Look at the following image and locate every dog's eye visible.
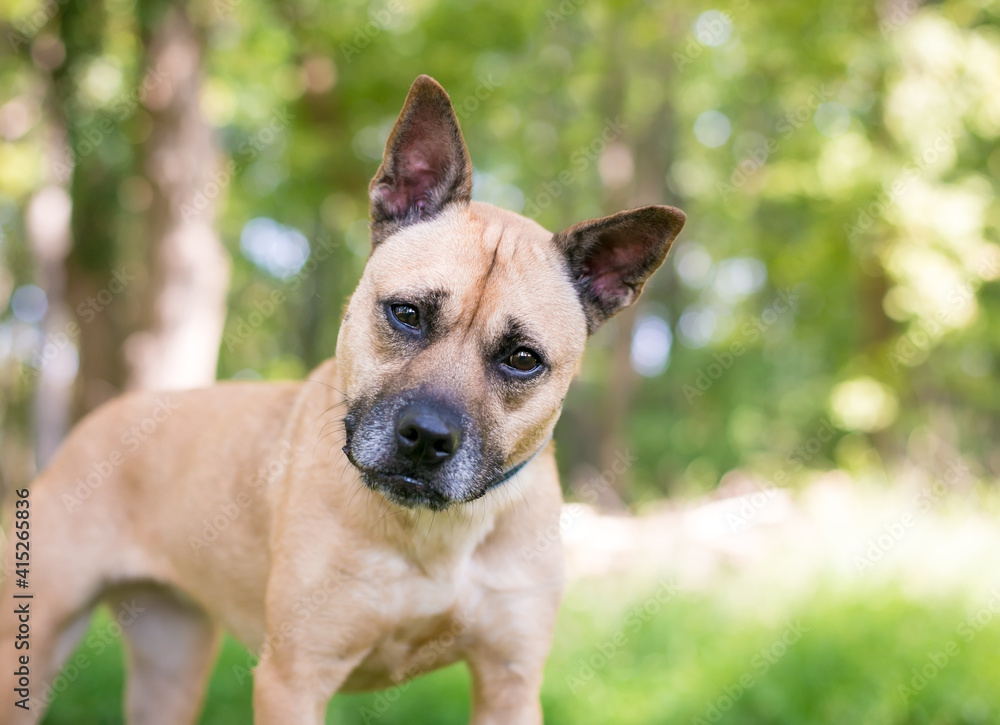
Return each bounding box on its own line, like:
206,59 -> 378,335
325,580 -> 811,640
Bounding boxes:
390,304 -> 420,329
505,348 -> 540,373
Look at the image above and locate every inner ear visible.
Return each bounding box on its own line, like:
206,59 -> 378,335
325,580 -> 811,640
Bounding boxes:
368,75 -> 472,245
554,205 -> 686,334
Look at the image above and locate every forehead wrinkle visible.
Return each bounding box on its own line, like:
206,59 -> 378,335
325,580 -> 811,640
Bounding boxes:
459,221 -> 507,344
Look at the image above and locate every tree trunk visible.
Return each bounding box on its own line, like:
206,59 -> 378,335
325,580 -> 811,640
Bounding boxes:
26,179 -> 74,468
54,0 -> 130,419
125,6 -> 229,391
593,35 -> 683,506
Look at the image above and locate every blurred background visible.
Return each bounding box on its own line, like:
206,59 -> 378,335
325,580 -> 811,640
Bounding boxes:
2,0 -> 1000,722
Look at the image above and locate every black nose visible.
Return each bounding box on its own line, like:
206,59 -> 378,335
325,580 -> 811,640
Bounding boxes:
395,403 -> 462,466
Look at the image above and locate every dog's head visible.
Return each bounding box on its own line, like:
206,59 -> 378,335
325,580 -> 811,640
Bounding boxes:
337,76 -> 685,510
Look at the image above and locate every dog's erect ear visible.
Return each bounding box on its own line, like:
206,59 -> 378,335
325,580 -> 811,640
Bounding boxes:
554,205 -> 686,334
368,75 -> 473,245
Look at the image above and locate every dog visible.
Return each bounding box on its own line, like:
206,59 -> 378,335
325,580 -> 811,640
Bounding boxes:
0,75 -> 684,724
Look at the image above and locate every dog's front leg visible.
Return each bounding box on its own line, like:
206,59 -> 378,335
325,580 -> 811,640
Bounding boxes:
253,643 -> 368,725
252,568 -> 375,725
253,657 -> 325,725
467,654 -> 547,725
464,587 -> 561,725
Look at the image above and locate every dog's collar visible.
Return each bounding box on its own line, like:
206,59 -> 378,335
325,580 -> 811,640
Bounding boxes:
485,436 -> 553,491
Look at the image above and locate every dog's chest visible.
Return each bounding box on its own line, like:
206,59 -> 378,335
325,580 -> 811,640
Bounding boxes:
342,560 -> 477,692
345,612 -> 467,691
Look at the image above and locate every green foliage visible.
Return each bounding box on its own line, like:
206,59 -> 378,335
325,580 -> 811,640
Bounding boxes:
42,581 -> 1000,724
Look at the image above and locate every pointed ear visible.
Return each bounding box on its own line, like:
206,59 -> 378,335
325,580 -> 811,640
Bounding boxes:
554,205 -> 686,333
368,75 -> 473,245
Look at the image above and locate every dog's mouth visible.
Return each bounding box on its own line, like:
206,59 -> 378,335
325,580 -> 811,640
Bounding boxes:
361,470 -> 452,511
342,443 -> 453,510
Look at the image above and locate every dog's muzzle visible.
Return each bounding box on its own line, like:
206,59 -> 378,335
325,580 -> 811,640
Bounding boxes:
343,393 -> 549,510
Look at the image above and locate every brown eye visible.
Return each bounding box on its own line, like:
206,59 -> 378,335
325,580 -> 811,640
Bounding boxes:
506,348 -> 540,373
391,304 -> 420,329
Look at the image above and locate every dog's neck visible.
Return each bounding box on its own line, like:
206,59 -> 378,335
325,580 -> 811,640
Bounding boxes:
378,496 -> 507,574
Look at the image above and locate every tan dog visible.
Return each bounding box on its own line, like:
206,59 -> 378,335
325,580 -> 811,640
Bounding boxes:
0,75 -> 684,724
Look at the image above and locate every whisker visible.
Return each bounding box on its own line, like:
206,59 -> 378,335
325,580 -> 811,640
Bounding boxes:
347,475 -> 367,514
316,417 -> 347,442
510,474 -> 530,508
314,429 -> 340,451
336,448 -> 353,481
311,400 -> 348,425
423,510 -> 437,545
304,379 -> 349,397
376,503 -> 409,526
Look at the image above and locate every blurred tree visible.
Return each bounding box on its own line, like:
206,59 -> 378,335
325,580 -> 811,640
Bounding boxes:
24,59 -> 73,467
125,0 -> 229,391
55,0 -> 128,416
0,0 -> 997,503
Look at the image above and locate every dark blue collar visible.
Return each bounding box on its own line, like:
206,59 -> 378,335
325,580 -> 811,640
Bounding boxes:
485,437 -> 552,491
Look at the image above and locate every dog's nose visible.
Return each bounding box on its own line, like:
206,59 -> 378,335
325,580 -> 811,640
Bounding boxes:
395,403 -> 461,466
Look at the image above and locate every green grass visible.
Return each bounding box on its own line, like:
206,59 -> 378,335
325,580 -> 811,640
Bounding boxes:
42,581 -> 1000,724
